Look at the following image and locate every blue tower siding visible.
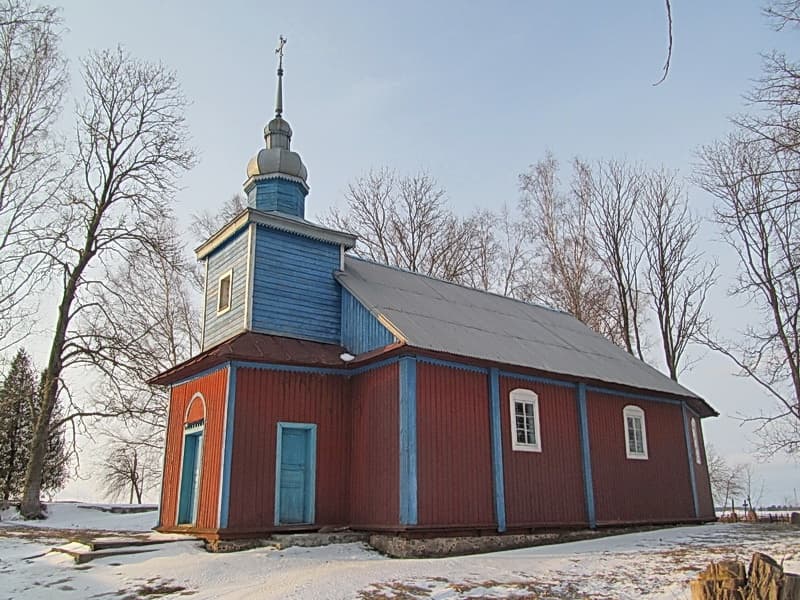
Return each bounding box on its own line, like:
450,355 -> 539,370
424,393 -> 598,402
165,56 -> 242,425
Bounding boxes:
251,226 -> 341,343
341,288 -> 395,355
247,178 -> 306,218
203,230 -> 249,350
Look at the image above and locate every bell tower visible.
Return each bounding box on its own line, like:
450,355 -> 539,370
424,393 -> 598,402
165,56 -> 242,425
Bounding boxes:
244,35 -> 309,218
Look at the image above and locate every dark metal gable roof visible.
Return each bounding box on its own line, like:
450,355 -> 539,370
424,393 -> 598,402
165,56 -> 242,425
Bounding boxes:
336,256 -> 716,416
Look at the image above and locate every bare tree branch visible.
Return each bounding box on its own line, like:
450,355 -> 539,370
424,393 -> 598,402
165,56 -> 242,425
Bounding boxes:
653,0 -> 673,86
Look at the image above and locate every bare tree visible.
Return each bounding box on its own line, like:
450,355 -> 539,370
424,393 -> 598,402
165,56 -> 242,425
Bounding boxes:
764,0 -> 800,29
89,238 -> 201,443
20,47 -> 196,518
742,463 -> 766,511
519,154 -> 616,336
325,168 -> 484,284
581,159 -> 647,359
190,193 -> 246,240
100,438 -> 159,504
0,0 -> 66,350
464,205 -> 530,297
697,132 -> 800,456
638,169 -> 716,381
705,445 -> 745,511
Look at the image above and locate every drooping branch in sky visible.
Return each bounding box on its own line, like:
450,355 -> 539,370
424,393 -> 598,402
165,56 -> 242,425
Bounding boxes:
653,0 -> 673,86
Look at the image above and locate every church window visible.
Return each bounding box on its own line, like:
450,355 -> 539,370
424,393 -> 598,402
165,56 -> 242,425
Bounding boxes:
510,388 -> 541,452
623,405 -> 648,459
691,418 -> 702,465
217,269 -> 233,314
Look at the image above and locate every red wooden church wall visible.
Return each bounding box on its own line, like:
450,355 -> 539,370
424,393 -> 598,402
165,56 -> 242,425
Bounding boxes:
500,376 -> 587,527
415,363 -> 494,528
587,391 -> 695,524
225,368 -> 350,532
159,367 -> 228,530
349,363 -> 400,528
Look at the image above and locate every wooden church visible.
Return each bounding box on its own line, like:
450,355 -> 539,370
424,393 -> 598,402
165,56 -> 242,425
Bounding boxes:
153,43 -> 717,541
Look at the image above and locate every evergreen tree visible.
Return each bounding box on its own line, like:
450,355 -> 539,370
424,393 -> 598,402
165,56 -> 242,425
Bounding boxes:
0,353 -> 68,503
0,349 -> 36,501
40,376 -> 68,499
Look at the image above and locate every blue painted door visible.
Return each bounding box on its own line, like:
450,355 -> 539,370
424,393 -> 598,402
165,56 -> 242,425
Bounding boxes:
178,432 -> 203,524
277,428 -> 312,524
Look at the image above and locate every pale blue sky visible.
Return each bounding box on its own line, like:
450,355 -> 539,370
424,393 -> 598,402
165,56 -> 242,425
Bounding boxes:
54,1 -> 799,504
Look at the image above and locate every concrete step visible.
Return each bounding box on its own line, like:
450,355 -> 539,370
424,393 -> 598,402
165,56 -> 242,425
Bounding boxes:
270,530 -> 369,548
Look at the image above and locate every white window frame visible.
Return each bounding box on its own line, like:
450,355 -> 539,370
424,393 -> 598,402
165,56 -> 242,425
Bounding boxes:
510,388 -> 541,452
691,418 -> 702,465
623,404 -> 648,460
216,268 -> 233,315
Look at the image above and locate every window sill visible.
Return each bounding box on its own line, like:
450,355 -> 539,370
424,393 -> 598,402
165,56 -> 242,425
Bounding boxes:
512,444 -> 542,453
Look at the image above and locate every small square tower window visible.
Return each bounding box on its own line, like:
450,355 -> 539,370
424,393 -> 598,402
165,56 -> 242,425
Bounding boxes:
217,269 -> 233,314
510,388 -> 541,452
623,405 -> 648,460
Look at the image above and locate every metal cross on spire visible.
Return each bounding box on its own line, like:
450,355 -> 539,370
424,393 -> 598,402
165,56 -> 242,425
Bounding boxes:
274,35 -> 287,118
275,35 -> 287,71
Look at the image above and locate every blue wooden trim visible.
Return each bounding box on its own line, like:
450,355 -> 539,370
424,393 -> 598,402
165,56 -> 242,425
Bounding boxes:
681,403 -> 700,518
416,356 -> 488,374
218,363 -> 236,528
586,385 -> 682,405
576,383 -> 596,529
399,356 -> 418,525
684,403 -> 701,419
274,422 -> 318,525
167,363 -> 228,388
488,368 -> 506,532
499,370 -> 577,389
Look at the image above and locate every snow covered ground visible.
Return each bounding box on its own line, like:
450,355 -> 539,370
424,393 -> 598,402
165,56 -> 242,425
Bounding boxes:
1,503 -> 798,599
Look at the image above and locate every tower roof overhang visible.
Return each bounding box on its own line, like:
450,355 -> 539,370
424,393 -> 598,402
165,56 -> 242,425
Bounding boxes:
195,207 -> 357,260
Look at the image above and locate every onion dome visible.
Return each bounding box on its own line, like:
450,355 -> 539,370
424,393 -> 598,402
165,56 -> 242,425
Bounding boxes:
245,36 -> 308,186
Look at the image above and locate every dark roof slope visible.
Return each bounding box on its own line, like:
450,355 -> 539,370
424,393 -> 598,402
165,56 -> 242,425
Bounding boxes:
150,331 -> 347,385
337,257 -> 715,414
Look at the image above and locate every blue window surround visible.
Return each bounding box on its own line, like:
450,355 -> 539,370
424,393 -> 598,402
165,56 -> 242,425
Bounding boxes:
681,403 -> 700,518
179,354 -> 698,531
274,422 -> 318,526
399,356 -> 418,525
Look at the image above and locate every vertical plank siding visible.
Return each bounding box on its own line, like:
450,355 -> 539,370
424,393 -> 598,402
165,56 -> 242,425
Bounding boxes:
226,368 -> 351,531
587,391 -> 694,524
159,367 -> 228,530
349,364 -> 400,528
340,288 -> 396,355
500,377 -> 587,527
202,231 -> 249,350
251,226 -> 342,344
415,363 -> 494,527
249,178 -> 306,217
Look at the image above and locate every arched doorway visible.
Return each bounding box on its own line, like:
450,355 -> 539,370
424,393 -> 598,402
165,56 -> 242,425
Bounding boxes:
177,393 -> 206,525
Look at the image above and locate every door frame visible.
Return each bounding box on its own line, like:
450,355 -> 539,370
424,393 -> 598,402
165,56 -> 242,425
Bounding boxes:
176,420 -> 205,525
274,422 -> 317,526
